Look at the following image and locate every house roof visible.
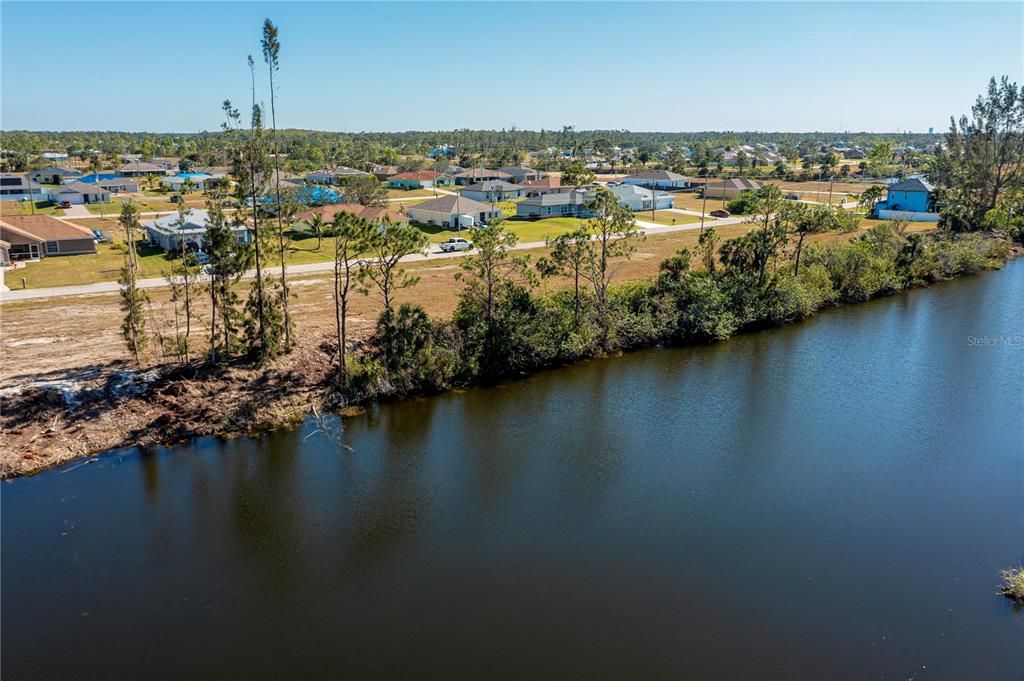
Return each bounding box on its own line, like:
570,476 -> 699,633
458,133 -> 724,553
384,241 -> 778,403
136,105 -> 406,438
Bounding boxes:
462,180 -> 520,192
0,215 -> 95,241
497,166 -> 540,176
372,165 -> 400,176
625,169 -> 689,182
392,171 -> 442,181
454,168 -> 511,180
145,209 -> 214,234
520,177 -> 560,188
705,178 -> 762,191
519,191 -> 587,207
408,194 -> 497,214
308,166 -> 370,178
58,181 -> 111,194
33,166 -> 81,176
118,162 -> 167,173
887,177 -> 934,193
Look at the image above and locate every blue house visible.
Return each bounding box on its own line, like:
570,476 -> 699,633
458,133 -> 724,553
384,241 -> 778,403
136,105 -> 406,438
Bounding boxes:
874,177 -> 939,221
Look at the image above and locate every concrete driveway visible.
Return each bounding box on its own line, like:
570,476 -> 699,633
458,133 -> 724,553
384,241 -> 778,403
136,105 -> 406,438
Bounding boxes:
62,204 -> 92,218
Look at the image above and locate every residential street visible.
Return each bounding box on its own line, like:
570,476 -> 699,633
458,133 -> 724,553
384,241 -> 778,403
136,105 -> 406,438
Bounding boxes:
0,217 -> 741,302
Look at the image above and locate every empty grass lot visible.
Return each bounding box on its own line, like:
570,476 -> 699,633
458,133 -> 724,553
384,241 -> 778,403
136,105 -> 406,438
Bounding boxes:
634,210 -> 704,226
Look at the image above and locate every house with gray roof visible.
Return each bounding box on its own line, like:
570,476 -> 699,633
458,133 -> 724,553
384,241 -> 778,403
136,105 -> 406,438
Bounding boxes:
406,194 -> 501,228
497,166 -> 544,183
622,169 -> 694,190
30,166 -> 82,185
515,191 -> 590,218
144,209 -> 252,252
118,162 -> 172,177
0,173 -> 51,202
54,181 -> 110,205
460,180 -> 525,203
874,177 -> 939,222
452,168 -> 512,185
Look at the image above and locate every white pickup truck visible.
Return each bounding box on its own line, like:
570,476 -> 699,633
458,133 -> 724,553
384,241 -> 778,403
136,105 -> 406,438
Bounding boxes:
439,237 -> 473,253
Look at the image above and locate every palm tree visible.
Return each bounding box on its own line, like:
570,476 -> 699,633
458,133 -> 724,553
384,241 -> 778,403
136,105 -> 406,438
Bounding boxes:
309,212 -> 326,250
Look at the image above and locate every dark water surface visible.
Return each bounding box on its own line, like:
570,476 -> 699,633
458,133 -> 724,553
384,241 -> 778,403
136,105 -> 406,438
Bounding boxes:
4,261 -> 1023,680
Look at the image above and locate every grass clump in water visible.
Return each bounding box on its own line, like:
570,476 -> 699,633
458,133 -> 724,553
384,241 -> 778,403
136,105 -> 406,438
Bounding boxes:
999,567 -> 1024,604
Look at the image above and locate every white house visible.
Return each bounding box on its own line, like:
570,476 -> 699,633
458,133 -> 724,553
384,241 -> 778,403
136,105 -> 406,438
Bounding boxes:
622,169 -> 693,190
118,162 -> 172,177
406,194 -> 501,228
0,173 -> 51,202
161,174 -> 214,191
608,184 -> 674,211
460,180 -> 525,203
53,181 -> 110,205
41,151 -> 69,163
144,208 -> 252,252
306,166 -> 370,184
97,178 -> 141,193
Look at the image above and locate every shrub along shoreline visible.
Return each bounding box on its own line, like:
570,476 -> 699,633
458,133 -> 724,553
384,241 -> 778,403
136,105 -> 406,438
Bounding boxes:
338,223 -> 1013,407
0,218 -> 1015,480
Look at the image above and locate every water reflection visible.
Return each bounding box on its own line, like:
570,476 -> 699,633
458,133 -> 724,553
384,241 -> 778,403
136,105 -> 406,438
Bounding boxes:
2,261 -> 1022,681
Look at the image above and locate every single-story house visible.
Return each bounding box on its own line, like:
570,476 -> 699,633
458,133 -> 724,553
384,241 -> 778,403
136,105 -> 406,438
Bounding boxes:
306,167 -> 371,185
406,194 -> 501,228
118,162 -> 172,177
452,168 -> 513,185
30,166 -> 82,185
515,191 -> 589,218
161,174 -> 214,191
0,215 -> 97,260
388,171 -> 451,190
54,181 -> 111,205
97,178 -> 141,193
0,173 -> 50,202
41,151 -> 69,162
702,178 -> 762,199
192,166 -> 230,178
144,209 -> 252,252
119,154 -> 143,163
519,176 -> 573,197
460,180 -> 525,203
372,165 -> 400,180
843,149 -> 867,160
874,177 -> 939,222
497,166 -> 544,183
622,169 -> 693,190
609,184 -> 674,211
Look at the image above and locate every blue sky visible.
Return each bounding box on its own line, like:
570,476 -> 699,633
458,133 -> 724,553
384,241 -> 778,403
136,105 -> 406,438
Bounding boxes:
2,2 -> 1021,133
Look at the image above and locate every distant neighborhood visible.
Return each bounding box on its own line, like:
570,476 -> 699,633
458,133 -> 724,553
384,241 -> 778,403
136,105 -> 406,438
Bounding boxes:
0,131 -> 945,291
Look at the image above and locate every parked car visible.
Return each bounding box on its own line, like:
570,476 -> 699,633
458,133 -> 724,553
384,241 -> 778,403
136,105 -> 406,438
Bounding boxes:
786,193 -> 800,200
59,201 -> 72,209
439,237 -> 473,253
710,209 -> 730,218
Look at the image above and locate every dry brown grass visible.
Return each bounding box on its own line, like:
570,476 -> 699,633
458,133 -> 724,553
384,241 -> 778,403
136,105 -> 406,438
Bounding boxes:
1000,567 -> 1024,604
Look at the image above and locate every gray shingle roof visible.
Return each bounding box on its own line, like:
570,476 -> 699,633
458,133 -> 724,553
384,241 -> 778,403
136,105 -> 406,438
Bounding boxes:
625,169 -> 689,182
887,177 -> 934,193
462,180 -> 521,191
408,194 -> 496,214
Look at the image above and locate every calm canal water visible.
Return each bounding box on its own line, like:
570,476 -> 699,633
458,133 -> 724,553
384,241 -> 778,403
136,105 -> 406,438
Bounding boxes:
4,261 -> 1023,679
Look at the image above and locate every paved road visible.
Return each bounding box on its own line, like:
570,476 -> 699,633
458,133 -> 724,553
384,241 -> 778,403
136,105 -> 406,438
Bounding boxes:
1,218 -> 744,302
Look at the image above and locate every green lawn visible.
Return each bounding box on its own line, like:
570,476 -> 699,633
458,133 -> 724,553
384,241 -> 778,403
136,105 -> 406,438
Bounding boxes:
85,195 -> 204,215
0,200 -> 65,217
13,241 -> 176,288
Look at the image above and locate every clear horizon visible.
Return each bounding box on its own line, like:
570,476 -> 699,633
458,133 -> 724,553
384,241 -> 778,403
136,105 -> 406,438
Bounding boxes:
2,1 -> 1022,134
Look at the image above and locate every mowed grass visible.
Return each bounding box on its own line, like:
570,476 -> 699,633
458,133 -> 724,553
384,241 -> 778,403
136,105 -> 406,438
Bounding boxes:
386,188 -> 441,199
0,200 -> 65,217
85,195 -> 205,215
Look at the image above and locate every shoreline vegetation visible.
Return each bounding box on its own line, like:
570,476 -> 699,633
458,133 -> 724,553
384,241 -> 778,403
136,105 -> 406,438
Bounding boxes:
1,221 -> 1016,479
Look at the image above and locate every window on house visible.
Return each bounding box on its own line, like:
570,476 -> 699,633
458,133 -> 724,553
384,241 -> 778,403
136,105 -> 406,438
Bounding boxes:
46,241 -> 59,254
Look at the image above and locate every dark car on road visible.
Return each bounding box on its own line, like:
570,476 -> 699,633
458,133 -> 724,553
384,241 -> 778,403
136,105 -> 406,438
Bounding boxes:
710,209 -> 730,218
